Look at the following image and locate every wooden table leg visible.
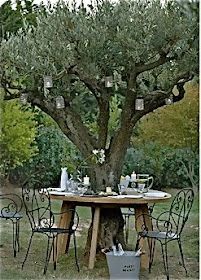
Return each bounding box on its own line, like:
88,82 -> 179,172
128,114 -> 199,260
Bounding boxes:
134,204 -> 152,269
56,201 -> 75,259
88,207 -> 100,269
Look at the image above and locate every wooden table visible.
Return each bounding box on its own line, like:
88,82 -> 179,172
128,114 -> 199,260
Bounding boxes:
50,191 -> 171,270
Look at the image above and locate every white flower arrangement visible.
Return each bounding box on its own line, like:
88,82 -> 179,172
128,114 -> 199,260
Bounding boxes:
92,149 -> 105,164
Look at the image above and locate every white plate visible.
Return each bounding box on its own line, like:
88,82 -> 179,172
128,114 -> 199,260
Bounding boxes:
49,191 -> 74,196
47,188 -> 65,192
143,192 -> 168,198
113,195 -> 143,199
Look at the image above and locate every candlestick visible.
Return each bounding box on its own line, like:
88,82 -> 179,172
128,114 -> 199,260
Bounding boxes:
131,171 -> 136,182
83,175 -> 90,185
106,187 -> 112,193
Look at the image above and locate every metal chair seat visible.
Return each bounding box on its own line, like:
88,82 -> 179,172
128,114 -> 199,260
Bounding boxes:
34,227 -> 74,234
135,188 -> 194,280
0,193 -> 23,257
139,230 -> 179,240
0,212 -> 23,219
22,186 -> 80,274
122,204 -> 155,244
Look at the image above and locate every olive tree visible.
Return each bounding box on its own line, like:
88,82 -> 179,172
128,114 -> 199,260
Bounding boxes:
0,0 -> 198,251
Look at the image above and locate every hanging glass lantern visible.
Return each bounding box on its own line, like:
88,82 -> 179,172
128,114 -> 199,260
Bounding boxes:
135,97 -> 144,110
56,96 -> 65,109
43,75 -> 53,88
165,95 -> 173,105
105,76 -> 113,88
19,93 -> 28,105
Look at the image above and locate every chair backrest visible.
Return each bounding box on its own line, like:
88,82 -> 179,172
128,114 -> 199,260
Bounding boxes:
158,188 -> 194,237
22,187 -> 54,230
22,187 -> 79,231
0,193 -> 23,219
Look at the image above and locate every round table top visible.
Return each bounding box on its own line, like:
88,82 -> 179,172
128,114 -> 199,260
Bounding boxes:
50,190 -> 171,206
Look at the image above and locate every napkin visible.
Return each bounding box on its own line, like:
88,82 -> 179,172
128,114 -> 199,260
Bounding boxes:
47,188 -> 65,192
113,194 -> 143,199
49,190 -> 75,196
143,191 -> 168,198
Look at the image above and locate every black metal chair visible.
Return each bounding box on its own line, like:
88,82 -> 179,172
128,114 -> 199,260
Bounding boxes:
122,204 -> 155,244
21,186 -> 80,274
135,188 -> 194,280
0,193 -> 23,257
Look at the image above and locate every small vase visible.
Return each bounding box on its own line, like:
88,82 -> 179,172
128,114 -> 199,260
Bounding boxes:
60,167 -> 68,191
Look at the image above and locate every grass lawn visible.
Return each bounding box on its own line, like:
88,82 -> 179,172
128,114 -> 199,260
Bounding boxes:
0,188 -> 199,280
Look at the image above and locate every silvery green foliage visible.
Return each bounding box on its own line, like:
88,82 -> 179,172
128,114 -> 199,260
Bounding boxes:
0,0 -> 198,191
0,0 -> 198,94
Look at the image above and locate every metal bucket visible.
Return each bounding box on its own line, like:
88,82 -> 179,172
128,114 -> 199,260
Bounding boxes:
106,251 -> 141,280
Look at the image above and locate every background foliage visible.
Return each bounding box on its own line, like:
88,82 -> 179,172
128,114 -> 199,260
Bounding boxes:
0,0 -> 199,191
9,110 -> 80,188
133,82 -> 199,151
122,82 -> 199,189
0,99 -> 38,177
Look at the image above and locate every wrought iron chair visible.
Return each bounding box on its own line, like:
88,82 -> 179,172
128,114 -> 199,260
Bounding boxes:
22,186 -> 80,274
122,204 -> 155,244
0,193 -> 23,257
135,188 -> 194,280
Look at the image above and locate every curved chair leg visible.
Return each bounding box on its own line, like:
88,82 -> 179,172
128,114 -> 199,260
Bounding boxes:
22,232 -> 34,270
44,236 -> 54,274
177,238 -> 188,275
160,242 -> 170,280
16,220 -> 20,253
53,235 -> 58,270
148,238 -> 156,273
12,221 -> 17,257
73,232 -> 80,272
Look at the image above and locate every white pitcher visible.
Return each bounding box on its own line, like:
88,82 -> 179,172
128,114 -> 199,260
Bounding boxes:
60,167 -> 68,191
134,174 -> 154,193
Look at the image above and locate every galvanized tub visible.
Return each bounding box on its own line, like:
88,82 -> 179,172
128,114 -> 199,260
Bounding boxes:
106,251 -> 141,280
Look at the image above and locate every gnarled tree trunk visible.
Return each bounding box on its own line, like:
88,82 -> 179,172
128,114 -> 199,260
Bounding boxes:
84,207 -> 126,258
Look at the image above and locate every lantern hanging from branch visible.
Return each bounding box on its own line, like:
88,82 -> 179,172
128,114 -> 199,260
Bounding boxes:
135,97 -> 144,110
105,76 -> 113,88
19,93 -> 28,105
56,96 -> 65,109
43,75 -> 53,88
165,95 -> 173,105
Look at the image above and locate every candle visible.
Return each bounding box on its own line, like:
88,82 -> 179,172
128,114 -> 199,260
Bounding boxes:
131,171 -> 136,182
106,187 -> 112,193
83,175 -> 89,185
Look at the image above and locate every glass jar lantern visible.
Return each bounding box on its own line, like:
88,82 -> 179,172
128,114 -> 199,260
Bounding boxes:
43,75 -> 53,88
105,76 -> 113,88
19,93 -> 28,105
135,97 -> 144,110
56,96 -> 65,109
165,95 -> 173,105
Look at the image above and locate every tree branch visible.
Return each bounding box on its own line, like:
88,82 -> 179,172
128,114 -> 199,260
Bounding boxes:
32,97 -> 97,157
67,66 -> 106,101
97,98 -> 110,148
67,65 -> 111,148
136,54 -> 170,74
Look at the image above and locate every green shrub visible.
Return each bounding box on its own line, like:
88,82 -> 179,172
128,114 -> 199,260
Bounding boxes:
123,143 -> 198,189
10,125 -> 79,188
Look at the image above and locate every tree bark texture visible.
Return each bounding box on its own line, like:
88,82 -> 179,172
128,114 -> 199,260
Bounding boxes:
84,207 -> 126,257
